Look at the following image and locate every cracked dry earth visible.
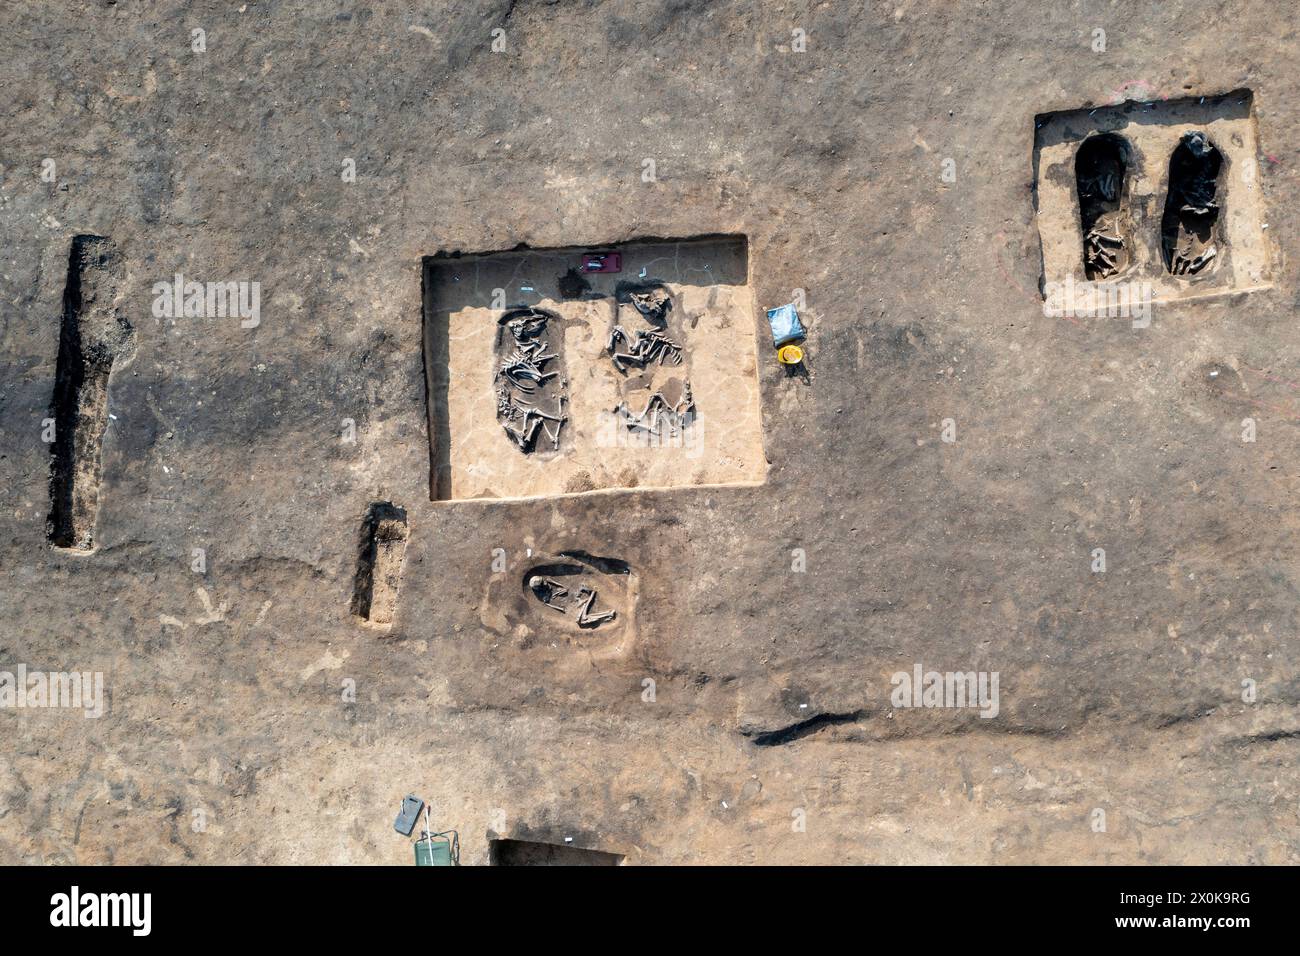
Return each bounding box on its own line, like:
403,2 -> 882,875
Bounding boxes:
1,1 -> 1298,865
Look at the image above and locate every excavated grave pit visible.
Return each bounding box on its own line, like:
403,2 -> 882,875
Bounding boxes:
478,549 -> 639,674
350,502 -> 409,628
1075,133 -> 1132,280
488,839 -> 623,866
47,235 -> 132,552
1160,130 -> 1225,275
422,236 -> 766,501
1034,90 -> 1272,304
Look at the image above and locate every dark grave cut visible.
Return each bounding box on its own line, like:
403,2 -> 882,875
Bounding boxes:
1160,130 -> 1224,276
1075,133 -> 1132,279
489,838 -> 623,866
47,235 -> 133,551
351,502 -> 408,628
494,307 -> 569,455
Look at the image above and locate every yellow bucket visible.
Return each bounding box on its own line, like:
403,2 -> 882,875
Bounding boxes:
777,344 -> 804,365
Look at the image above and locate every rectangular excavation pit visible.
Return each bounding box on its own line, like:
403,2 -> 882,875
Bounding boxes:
350,502 -> 408,627
488,839 -> 623,866
1033,90 -> 1271,305
422,235 -> 767,501
47,235 -> 132,551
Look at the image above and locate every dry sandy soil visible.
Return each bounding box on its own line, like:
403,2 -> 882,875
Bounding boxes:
0,0 -> 1297,864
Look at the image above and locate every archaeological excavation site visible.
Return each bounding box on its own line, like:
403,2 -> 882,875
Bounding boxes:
1,0 -> 1298,888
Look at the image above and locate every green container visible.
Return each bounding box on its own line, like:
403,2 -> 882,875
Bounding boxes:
414,833 -> 458,867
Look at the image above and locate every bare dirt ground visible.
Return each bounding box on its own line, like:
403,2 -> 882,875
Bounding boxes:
0,0 -> 1297,864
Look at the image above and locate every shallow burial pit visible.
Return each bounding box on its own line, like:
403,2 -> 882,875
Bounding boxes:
1160,130 -> 1224,276
350,502 -> 408,628
421,235 -> 765,501
493,307 -> 568,455
1075,133 -> 1131,279
47,235 -> 133,552
478,549 -> 639,666
520,550 -> 630,632
606,280 -> 698,440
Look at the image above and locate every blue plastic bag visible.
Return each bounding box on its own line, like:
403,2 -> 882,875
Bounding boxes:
765,303 -> 805,346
